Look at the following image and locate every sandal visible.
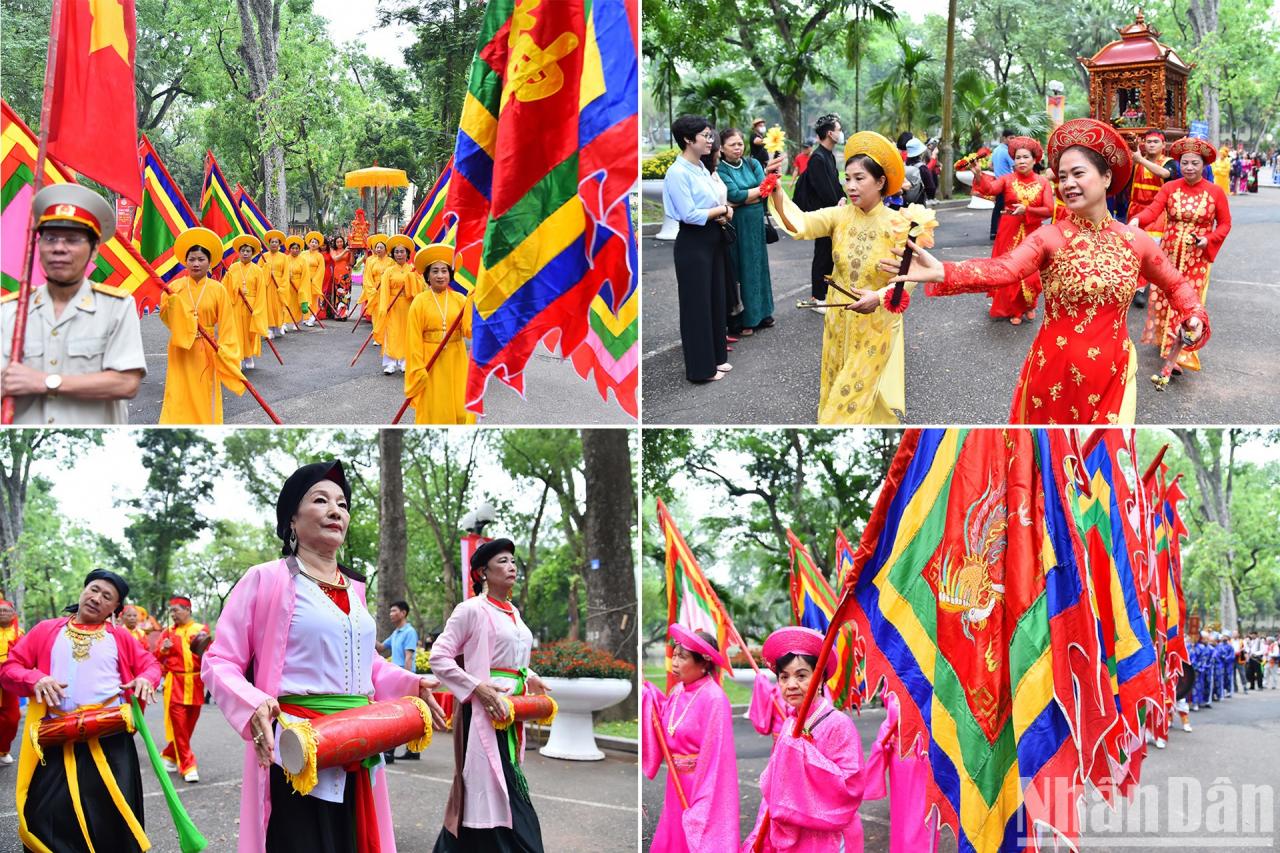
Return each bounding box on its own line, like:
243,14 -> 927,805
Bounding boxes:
741,328 -> 754,337
758,316 -> 775,328
1010,317 -> 1022,326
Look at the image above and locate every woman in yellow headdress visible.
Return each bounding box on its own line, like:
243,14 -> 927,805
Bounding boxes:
283,236 -> 307,330
303,230 -> 326,325
377,235 -> 423,374
224,234 -> 269,370
766,131 -> 929,424
362,234 -> 391,342
258,229 -> 289,336
159,227 -> 245,424
405,244 -> 475,424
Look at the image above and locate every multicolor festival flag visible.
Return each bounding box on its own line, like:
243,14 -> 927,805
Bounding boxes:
133,136 -> 200,282
199,151 -> 251,262
404,159 -> 454,254
564,288 -> 638,418
44,0 -> 142,203
1,100 -> 163,312
1077,429 -> 1162,788
786,529 -> 862,709
1154,468 -> 1191,678
234,184 -> 272,242
655,497 -> 730,690
845,429 -> 1115,851
444,0 -> 638,415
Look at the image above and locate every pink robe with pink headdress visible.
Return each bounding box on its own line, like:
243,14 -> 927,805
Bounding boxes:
748,673 -> 785,736
863,691 -> 941,853
642,676 -> 740,852
741,695 -> 865,853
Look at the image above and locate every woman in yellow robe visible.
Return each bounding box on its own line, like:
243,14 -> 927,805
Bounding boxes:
405,244 -> 475,424
258,229 -> 288,336
766,132 -> 921,424
224,234 -> 269,369
303,230 -> 326,325
378,235 -> 423,374
1212,147 -> 1232,194
362,234 -> 391,343
283,236 -> 307,329
158,227 -> 245,424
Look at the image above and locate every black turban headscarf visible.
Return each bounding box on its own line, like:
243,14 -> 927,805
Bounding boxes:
469,538 -> 516,595
276,460 -> 352,556
64,569 -> 130,615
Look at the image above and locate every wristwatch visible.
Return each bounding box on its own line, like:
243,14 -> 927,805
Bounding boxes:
44,373 -> 62,396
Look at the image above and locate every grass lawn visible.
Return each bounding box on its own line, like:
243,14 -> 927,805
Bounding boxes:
643,665 -> 752,705
594,718 -> 638,740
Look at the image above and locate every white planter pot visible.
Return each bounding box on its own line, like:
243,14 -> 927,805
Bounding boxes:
641,179 -> 680,241
730,668 -> 774,719
539,677 -> 633,761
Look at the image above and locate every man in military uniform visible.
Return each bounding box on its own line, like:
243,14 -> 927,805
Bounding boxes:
0,184 -> 146,424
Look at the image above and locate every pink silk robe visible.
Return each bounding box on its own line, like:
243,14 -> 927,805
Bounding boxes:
642,677 -> 740,852
428,594 -> 536,832
748,674 -> 785,736
201,558 -> 423,853
742,695 -> 865,853
863,692 -> 941,853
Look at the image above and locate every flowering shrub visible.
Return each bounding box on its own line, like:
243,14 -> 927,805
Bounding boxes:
530,640 -> 636,680
414,649 -> 432,673
641,148 -> 679,180
728,647 -> 764,668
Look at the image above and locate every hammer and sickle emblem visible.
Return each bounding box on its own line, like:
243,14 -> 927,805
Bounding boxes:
502,0 -> 580,107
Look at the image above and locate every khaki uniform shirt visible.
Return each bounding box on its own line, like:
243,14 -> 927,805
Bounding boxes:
1,280 -> 147,424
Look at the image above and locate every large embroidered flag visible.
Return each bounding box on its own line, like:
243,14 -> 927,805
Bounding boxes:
44,0 -> 142,203
445,0 -> 638,415
655,498 -> 729,690
1,100 -> 162,312
234,184 -> 272,242
785,529 -> 862,709
199,151 -> 251,262
1077,429 -> 1161,788
133,136 -> 200,282
404,159 -> 454,254
1155,470 -> 1191,677
846,429 -> 1110,852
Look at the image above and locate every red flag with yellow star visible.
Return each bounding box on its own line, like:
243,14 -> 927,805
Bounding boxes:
45,0 -> 141,203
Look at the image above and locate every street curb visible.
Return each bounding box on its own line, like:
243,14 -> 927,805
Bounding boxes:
525,726 -> 638,755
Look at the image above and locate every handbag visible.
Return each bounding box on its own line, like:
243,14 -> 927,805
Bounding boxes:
720,220 -> 737,245
764,216 -> 779,244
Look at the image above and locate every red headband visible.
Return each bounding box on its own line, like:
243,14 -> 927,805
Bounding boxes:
1144,130 -> 1166,140
0,599 -> 13,609
169,596 -> 192,608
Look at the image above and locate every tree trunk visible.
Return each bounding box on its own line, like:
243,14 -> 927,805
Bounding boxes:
1171,428 -> 1240,632
566,576 -> 580,641
236,0 -> 288,224
581,429 -> 636,720
1187,0 -> 1221,142
940,0 -> 957,200
377,429 -> 407,642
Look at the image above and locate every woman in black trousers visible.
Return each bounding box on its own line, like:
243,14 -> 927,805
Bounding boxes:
663,114 -> 734,382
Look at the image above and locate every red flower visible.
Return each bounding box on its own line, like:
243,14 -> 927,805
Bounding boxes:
759,173 -> 780,198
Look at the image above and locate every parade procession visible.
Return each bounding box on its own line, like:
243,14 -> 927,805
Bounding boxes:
1,0 -> 640,426
2,0 -> 1280,849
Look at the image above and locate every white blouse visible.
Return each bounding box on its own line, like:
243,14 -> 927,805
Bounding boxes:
50,627 -> 121,714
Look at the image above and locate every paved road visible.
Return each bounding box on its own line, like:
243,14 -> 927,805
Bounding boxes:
642,686 -> 1280,852
126,283 -> 633,425
641,193 -> 1280,425
0,697 -> 638,852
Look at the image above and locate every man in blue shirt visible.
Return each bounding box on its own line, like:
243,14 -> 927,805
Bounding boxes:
378,599 -> 419,761
989,129 -> 1015,240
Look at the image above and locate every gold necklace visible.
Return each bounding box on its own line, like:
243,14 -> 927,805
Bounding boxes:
430,287 -> 449,332
65,621 -> 107,662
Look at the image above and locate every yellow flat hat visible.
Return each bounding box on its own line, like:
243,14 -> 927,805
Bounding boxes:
304,230 -> 324,246
231,234 -> 262,253
284,235 -> 304,250
843,131 -> 905,196
174,227 -> 225,266
367,233 -> 389,250
387,234 -> 415,258
263,229 -> 286,245
415,243 -> 455,275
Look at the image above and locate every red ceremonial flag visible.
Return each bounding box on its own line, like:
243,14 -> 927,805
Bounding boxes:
45,0 -> 142,203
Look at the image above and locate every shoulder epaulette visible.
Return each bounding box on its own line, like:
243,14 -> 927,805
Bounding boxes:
91,282 -> 130,298
0,290 -> 20,304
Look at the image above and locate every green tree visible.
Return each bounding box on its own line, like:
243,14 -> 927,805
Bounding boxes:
866,34 -> 936,138
842,0 -> 899,132
677,76 -> 749,132
122,430 -> 220,603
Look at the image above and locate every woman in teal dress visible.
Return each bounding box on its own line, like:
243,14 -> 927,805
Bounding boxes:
718,128 -> 778,334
